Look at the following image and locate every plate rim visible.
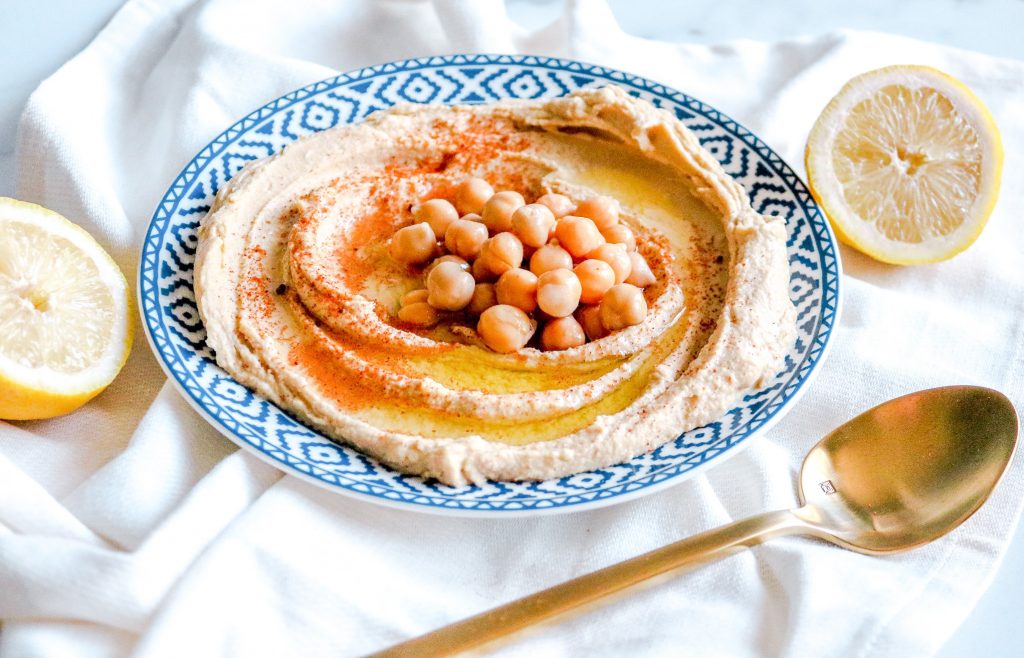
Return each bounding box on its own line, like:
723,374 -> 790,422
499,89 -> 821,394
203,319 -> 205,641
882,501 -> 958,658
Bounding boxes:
138,53 -> 842,516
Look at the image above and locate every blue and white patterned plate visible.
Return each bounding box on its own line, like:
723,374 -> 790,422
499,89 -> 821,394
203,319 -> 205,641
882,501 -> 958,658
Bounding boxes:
139,55 -> 840,516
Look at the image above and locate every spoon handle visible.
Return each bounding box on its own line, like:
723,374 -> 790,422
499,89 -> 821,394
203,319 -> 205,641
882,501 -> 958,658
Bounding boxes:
370,508 -> 809,657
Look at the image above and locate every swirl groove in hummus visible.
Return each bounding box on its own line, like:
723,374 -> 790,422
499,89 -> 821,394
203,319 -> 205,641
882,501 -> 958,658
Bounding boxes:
195,86 -> 796,486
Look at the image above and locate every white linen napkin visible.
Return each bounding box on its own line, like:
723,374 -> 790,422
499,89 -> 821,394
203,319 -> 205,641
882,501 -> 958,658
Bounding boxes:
3,0 -> 1024,656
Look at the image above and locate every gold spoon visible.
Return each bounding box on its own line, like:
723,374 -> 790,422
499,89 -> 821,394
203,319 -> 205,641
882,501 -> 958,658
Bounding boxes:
372,386 -> 1018,657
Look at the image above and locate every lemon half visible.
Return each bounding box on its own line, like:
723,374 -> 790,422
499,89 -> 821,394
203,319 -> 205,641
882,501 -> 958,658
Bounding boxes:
0,198 -> 133,419
806,65 -> 1003,265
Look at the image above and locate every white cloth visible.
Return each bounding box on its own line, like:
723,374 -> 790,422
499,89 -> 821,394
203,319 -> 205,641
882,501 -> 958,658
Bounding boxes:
3,1 -> 1024,656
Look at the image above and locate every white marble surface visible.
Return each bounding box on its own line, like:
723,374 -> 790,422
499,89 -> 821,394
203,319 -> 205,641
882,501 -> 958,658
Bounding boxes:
0,1 -> 1020,656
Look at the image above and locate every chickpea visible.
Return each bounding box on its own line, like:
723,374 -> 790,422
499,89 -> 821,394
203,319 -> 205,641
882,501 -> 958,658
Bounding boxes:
413,198 -> 459,237
576,304 -> 609,341
495,268 -> 539,313
575,196 -> 620,232
554,215 -> 605,259
401,288 -> 429,306
536,193 -> 576,218
389,222 -> 437,266
529,244 -> 573,276
573,259 -> 616,304
511,203 -> 556,248
600,284 -> 648,331
587,243 -> 632,284
601,223 -> 636,251
454,177 -> 494,215
444,219 -> 488,261
461,212 -> 483,223
476,232 -> 524,279
398,302 -> 440,328
472,257 -> 495,283
423,254 -> 470,280
536,268 -> 582,318
541,316 -> 586,351
481,191 -> 526,234
625,251 -> 656,288
426,261 -> 476,311
467,282 -> 498,315
478,304 -> 536,353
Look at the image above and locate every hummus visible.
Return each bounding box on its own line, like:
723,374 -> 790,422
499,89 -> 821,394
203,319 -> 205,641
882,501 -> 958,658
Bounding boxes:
195,86 -> 796,486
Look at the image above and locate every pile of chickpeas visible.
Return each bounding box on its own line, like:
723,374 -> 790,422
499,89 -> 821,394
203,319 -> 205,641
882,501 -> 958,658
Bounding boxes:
388,177 -> 656,353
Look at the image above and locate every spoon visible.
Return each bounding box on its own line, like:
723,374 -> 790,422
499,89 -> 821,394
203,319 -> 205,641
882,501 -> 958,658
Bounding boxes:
372,386 -> 1018,657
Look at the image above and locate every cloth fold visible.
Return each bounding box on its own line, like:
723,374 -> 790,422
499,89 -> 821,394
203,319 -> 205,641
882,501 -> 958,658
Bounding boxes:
3,1 -> 1023,656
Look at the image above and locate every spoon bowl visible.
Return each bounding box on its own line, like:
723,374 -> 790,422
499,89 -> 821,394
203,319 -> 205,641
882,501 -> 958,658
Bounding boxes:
374,385 -> 1019,657
798,386 -> 1018,554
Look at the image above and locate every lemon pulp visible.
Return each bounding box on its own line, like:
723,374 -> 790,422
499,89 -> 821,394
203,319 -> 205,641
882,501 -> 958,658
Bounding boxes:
0,222 -> 116,371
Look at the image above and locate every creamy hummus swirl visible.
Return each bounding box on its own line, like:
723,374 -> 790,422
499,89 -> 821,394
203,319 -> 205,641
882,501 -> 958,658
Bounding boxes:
195,86 -> 796,486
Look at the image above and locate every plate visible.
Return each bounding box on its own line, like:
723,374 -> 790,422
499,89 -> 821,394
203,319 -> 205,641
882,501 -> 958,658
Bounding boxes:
139,55 -> 840,515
